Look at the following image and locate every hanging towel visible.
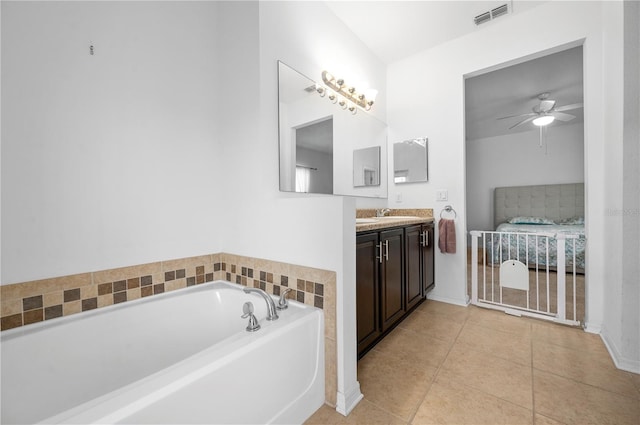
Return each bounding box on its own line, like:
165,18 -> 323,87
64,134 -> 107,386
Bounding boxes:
438,219 -> 457,254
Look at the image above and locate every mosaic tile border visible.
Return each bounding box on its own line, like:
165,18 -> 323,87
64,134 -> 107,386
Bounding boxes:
217,263 -> 325,309
1,255 -> 216,331
0,252 -> 337,406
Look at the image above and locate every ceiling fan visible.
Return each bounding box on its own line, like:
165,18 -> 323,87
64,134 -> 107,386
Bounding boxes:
498,92 -> 583,129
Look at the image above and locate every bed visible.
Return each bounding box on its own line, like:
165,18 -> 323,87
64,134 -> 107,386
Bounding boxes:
487,183 -> 586,272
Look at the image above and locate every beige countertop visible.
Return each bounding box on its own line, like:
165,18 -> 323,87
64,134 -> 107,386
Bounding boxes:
356,209 -> 434,233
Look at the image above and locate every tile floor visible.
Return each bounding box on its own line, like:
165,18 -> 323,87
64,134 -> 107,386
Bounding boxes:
306,300 -> 640,425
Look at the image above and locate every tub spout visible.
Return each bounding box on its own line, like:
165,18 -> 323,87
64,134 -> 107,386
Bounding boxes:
243,287 -> 279,321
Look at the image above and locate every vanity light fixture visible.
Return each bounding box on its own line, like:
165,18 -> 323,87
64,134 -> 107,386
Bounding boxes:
317,70 -> 377,113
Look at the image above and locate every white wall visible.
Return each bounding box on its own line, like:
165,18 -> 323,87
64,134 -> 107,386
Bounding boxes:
1,1 -> 222,284
466,122 -> 584,233
387,1 -> 618,330
601,0 -> 640,373
248,0 -> 387,414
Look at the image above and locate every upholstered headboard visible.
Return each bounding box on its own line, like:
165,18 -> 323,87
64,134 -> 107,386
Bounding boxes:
494,183 -> 585,229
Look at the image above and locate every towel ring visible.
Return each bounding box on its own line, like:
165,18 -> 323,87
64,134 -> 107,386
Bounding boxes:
440,205 -> 457,219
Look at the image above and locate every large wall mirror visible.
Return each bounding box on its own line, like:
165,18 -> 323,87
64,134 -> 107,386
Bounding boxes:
394,137 -> 428,184
353,146 -> 380,187
278,61 -> 387,198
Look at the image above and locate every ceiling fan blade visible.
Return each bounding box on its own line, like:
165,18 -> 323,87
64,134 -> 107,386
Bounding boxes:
552,112 -> 576,122
555,102 -> 583,112
539,100 -> 556,112
497,112 -> 535,120
509,116 -> 537,129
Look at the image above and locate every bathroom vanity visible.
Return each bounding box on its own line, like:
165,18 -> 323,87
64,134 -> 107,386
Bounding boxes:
355,212 -> 434,358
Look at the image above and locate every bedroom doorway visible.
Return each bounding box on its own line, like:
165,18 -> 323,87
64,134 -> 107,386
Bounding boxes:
463,44 -> 586,324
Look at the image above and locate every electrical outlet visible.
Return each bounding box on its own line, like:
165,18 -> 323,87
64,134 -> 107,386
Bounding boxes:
436,189 -> 448,201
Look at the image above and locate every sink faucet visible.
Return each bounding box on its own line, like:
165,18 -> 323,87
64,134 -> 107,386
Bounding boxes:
243,287 -> 279,321
376,208 -> 391,217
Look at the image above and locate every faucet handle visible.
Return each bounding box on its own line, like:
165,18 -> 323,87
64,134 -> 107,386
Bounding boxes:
277,288 -> 293,310
241,301 -> 260,332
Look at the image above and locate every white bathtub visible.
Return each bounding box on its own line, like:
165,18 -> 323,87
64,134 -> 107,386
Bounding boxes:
1,280 -> 325,424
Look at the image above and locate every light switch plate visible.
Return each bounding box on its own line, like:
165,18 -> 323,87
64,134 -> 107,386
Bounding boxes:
436,189 -> 448,201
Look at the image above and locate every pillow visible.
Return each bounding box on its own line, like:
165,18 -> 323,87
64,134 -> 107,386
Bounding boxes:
508,216 -> 555,225
558,216 -> 584,225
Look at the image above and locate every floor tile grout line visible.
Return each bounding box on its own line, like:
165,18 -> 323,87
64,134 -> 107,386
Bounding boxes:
360,346 -> 435,424
405,306 -> 472,425
432,308 -> 537,414
532,366 -> 640,401
356,396 -> 410,424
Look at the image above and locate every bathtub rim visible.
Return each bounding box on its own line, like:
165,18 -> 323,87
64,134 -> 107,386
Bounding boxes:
0,279 -> 312,340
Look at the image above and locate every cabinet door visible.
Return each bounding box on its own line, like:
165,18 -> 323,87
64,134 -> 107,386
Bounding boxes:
405,225 -> 424,311
423,224 -> 435,292
356,232 -> 381,355
380,228 -> 405,332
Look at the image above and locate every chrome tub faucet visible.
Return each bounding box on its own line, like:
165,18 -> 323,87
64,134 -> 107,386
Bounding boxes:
243,287 -> 279,321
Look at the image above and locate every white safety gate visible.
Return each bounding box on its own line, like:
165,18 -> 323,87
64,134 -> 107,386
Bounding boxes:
470,230 -> 582,326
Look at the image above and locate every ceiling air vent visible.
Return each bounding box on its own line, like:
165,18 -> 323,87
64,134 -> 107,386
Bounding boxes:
474,11 -> 491,26
491,4 -> 509,19
474,3 -> 509,25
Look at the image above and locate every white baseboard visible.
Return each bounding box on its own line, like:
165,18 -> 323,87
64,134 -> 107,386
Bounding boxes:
426,293 -> 469,307
600,332 -> 640,374
583,321 -> 602,334
335,381 -> 363,416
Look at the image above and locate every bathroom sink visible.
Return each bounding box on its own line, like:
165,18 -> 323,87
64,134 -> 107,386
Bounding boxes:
356,218 -> 378,224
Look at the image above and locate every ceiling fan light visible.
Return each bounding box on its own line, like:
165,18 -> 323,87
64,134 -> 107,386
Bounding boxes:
533,115 -> 555,126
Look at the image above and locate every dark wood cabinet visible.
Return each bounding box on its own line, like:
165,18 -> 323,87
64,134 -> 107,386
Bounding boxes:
379,229 -> 405,332
422,223 -> 435,292
406,223 -> 435,311
355,232 -> 381,355
356,222 -> 435,358
405,225 -> 424,311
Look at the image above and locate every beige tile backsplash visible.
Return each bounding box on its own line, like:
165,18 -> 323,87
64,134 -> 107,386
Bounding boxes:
0,252 -> 337,406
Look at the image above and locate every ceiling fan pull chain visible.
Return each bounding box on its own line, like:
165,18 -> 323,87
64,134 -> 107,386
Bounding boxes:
539,126 -> 543,148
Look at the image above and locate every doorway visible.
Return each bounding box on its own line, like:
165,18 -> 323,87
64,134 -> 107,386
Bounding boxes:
463,44 -> 586,324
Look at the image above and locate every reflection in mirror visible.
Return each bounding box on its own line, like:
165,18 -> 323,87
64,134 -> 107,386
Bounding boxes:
353,146 -> 380,187
295,118 -> 333,194
278,62 -> 329,193
394,138 -> 428,184
278,61 -> 388,198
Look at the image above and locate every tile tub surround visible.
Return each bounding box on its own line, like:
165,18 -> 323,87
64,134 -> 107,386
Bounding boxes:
0,252 -> 338,407
217,252 -> 338,406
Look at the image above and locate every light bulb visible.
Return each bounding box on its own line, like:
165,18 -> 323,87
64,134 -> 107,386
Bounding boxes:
533,115 -> 555,126
364,88 -> 378,102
